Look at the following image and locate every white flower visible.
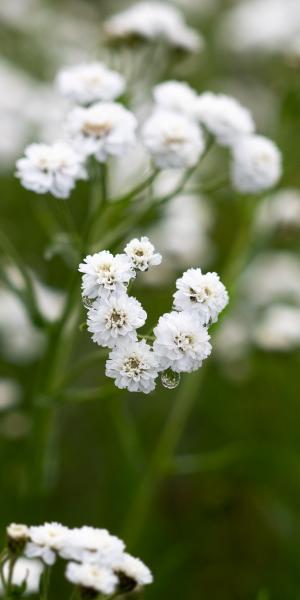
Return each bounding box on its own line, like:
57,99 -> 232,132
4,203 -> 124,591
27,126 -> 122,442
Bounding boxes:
196,92 -> 255,147
7,523 -> 29,541
113,552 -> 153,587
79,251 -> 135,300
253,304 -> 300,351
255,188 -> 300,234
104,2 -> 202,52
16,142 -> 87,199
106,339 -> 159,394
87,293 -> 147,348
25,523 -> 70,566
0,559 -> 44,596
153,81 -> 198,118
67,102 -> 137,162
66,562 -> 118,595
153,311 -> 212,373
59,526 -> 125,566
56,62 -> 125,105
142,110 -> 205,169
173,268 -> 229,325
124,236 -> 162,271
231,134 -> 282,194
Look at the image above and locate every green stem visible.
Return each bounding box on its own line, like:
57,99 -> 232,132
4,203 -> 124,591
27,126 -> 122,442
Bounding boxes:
111,169 -> 159,205
39,566 -> 51,600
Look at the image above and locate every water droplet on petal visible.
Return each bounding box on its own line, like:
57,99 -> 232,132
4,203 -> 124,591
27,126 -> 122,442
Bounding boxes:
160,369 -> 180,390
82,296 -> 94,309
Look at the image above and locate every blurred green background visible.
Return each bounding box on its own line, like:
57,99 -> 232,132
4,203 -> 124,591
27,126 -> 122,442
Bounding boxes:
1,1 -> 300,599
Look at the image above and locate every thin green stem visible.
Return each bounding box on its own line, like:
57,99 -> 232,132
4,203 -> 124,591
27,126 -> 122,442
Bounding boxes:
39,566 -> 51,600
111,169 -> 159,205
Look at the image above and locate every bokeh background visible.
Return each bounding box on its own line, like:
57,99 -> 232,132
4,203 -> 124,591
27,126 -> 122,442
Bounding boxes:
1,1 -> 300,599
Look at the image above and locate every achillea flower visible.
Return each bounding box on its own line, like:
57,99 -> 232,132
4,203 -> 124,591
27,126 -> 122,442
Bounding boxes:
87,293 -> 147,348
196,92 -> 255,147
113,552 -> 153,591
66,562 -> 118,596
173,268 -> 229,325
25,523 -> 71,565
67,102 -> 137,162
124,236 -> 162,271
16,142 -> 87,199
59,526 -> 124,566
56,62 -> 125,105
153,311 -> 212,373
142,109 -> 205,169
79,251 -> 135,300
106,339 -> 159,394
104,2 -> 202,52
153,81 -> 198,118
231,134 -> 282,193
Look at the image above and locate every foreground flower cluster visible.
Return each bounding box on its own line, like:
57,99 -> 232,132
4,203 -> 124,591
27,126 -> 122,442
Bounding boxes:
3,522 -> 152,598
79,237 -> 228,394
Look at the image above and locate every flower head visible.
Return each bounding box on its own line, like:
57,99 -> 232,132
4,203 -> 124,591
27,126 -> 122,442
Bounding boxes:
231,134 -> 282,193
25,523 -> 70,566
66,562 -> 118,596
124,236 -> 162,271
153,81 -> 198,118
67,102 -> 137,162
7,524 -> 29,555
196,92 -> 255,146
142,110 -> 205,169
173,268 -> 229,325
59,526 -> 125,566
153,311 -> 211,373
56,62 -> 125,105
16,142 -> 87,199
106,339 -> 159,394
79,251 -> 135,300
104,2 -> 202,52
87,293 -> 147,348
113,552 -> 153,592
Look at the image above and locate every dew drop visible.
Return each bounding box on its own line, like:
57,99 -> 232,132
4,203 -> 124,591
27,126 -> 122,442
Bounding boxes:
160,369 -> 181,390
82,296 -> 94,309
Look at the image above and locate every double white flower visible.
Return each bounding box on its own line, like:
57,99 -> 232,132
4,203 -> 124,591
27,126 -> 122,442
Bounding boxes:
173,268 -> 229,325
16,142 -> 87,199
57,62 -> 125,105
79,251 -> 135,300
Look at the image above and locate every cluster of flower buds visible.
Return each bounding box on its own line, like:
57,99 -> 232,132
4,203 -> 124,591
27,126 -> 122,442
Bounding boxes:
79,237 -> 228,394
4,522 -> 152,598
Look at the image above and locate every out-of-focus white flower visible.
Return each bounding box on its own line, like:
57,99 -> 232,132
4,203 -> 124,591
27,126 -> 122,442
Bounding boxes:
56,62 -> 125,105
87,293 -> 147,348
104,2 -> 202,52
219,0 -> 300,56
214,315 -> 250,363
65,562 -> 118,595
0,379 -> 21,411
231,134 -> 282,194
67,102 -> 137,162
16,142 -> 87,199
253,304 -> 300,351
79,251 -> 135,299
25,523 -> 70,566
240,252 -> 300,307
106,339 -> 159,394
113,552 -> 153,587
173,268 -> 228,324
59,526 -> 125,566
153,81 -> 198,117
153,311 -> 211,373
255,188 -> 300,234
124,236 -> 162,271
142,110 -> 205,169
196,92 -> 255,146
0,559 -> 44,596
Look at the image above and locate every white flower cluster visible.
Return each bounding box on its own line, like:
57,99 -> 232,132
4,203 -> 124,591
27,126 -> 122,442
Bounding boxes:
79,238 -> 228,393
16,55 -> 282,199
148,81 -> 282,193
6,522 -> 153,597
103,1 -> 203,53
